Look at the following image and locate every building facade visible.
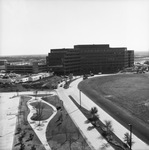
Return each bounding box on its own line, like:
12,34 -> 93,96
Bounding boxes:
46,44 -> 134,75
6,62 -> 48,74
0,59 -> 8,71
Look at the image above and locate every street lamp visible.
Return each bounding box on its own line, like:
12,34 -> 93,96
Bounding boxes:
79,90 -> 81,108
129,124 -> 132,150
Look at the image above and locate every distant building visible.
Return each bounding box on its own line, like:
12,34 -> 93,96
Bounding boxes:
6,62 -> 48,74
0,59 -> 8,71
46,44 -> 134,75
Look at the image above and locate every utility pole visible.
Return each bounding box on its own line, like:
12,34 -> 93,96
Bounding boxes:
129,124 -> 132,150
79,90 -> 81,108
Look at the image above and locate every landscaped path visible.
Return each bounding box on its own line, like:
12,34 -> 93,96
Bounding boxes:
66,75 -> 149,150
27,95 -> 57,150
56,82 -> 114,150
1,75 -> 149,150
0,91 -> 56,150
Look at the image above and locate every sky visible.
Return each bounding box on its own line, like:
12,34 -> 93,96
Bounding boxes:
0,0 -> 149,56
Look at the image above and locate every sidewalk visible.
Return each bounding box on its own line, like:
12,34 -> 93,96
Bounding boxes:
56,88 -> 114,150
68,76 -> 149,150
27,96 -> 57,150
0,93 -> 20,150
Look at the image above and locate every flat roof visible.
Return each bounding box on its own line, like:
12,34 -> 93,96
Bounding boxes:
74,44 -> 109,47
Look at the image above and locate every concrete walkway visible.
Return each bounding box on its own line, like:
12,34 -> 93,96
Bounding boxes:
56,88 -> 114,150
0,93 -> 20,150
27,96 -> 57,150
0,91 -> 56,150
67,75 -> 149,150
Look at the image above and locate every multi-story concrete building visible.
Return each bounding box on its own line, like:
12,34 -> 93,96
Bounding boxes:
46,48 -> 72,75
46,44 -> 134,75
6,62 -> 48,74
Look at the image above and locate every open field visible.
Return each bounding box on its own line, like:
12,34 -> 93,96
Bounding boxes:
78,73 -> 149,145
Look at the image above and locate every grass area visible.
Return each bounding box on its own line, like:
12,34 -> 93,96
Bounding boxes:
30,101 -> 53,121
12,96 -> 46,150
43,95 -> 91,150
78,73 -> 149,145
0,83 -> 27,92
69,95 -> 129,150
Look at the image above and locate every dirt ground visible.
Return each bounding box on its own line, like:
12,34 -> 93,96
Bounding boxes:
78,73 -> 149,145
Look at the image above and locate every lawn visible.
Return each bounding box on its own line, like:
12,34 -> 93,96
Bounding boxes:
69,95 -> 128,150
30,101 -> 53,120
78,73 -> 149,145
43,95 -> 91,150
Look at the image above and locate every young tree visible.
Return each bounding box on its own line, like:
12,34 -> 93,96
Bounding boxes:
68,132 -> 72,150
20,143 -> 25,150
103,120 -> 114,142
123,132 -> 134,149
35,101 -> 44,126
104,120 -> 113,132
90,107 -> 98,117
30,145 -> 36,150
89,107 -> 99,127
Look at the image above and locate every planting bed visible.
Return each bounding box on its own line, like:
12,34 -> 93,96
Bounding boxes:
69,95 -> 129,150
12,96 -> 46,150
13,94 -> 91,150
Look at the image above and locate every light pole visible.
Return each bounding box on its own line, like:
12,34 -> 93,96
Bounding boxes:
79,90 -> 81,108
34,90 -> 38,100
16,89 -> 19,96
129,124 -> 132,150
